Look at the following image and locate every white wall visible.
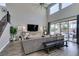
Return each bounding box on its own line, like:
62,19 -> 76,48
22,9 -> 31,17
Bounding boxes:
48,3 -> 79,22
0,23 -> 10,52
6,3 -> 47,27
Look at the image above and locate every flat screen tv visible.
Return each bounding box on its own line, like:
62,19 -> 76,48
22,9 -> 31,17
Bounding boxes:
27,24 -> 38,31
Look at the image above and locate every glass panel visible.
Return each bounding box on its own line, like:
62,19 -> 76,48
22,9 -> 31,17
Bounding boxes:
49,20 -> 77,42
50,24 -> 55,35
49,4 -> 59,15
62,3 -> 72,9
60,22 -> 69,40
69,20 -> 77,42
54,23 -> 60,34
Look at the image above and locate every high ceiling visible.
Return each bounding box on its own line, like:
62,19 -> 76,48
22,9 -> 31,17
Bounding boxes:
6,3 -> 53,9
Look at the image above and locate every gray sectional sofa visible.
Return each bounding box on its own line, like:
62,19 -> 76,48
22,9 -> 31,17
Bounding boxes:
21,35 -> 64,54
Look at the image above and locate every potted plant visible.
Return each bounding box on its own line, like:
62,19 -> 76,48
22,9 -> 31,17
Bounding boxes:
10,26 -> 17,41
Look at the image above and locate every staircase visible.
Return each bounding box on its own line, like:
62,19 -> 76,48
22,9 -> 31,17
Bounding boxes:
0,11 -> 10,37
0,11 -> 11,52
0,14 -> 7,37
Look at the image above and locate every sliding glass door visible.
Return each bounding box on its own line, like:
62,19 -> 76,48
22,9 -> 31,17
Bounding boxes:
54,23 -> 60,34
50,23 -> 60,35
60,22 -> 69,40
50,20 -> 77,42
50,24 -> 55,35
69,20 -> 77,42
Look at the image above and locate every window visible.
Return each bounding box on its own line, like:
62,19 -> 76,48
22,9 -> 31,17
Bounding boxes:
50,23 -> 60,35
50,24 -> 55,35
0,3 -> 6,6
49,19 -> 77,42
54,23 -> 60,34
49,4 -> 59,15
62,3 -> 72,9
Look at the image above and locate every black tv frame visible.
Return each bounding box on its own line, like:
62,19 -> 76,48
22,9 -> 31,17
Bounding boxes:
27,24 -> 38,32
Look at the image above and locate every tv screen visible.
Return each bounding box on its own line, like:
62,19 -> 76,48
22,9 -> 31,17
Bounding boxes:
27,24 -> 38,31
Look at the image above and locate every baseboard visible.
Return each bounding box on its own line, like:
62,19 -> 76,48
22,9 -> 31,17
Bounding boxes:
0,41 -> 10,53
